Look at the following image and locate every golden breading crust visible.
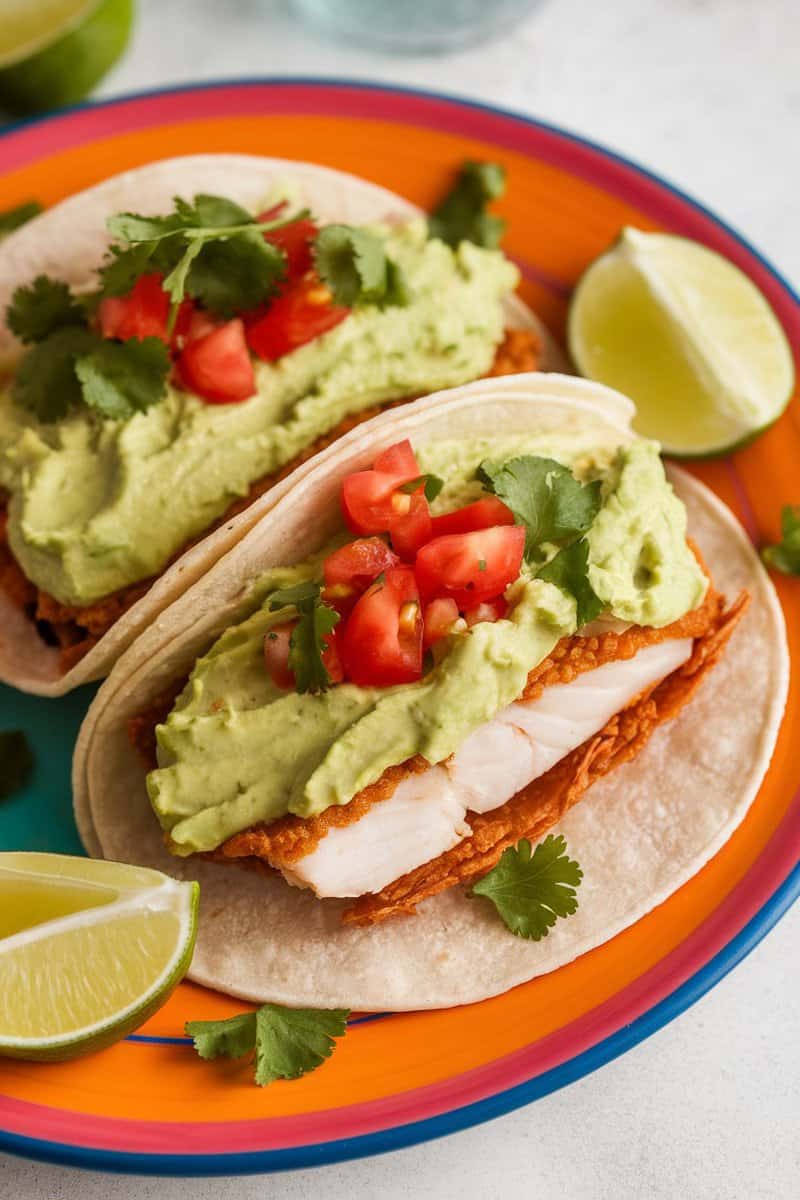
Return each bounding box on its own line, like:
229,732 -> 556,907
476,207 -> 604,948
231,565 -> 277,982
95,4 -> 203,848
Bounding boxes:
0,329 -> 542,669
343,590 -> 749,925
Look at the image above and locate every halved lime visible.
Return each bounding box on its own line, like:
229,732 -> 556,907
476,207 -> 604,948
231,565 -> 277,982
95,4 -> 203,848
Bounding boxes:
568,227 -> 795,457
0,0 -> 133,116
0,852 -> 198,1061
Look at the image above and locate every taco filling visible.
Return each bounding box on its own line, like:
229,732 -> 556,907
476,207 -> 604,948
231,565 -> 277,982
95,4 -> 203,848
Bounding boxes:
138,432 -> 747,926
0,169 -> 539,673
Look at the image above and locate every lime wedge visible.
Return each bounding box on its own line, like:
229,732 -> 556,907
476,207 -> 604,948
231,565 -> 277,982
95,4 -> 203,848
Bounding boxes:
0,0 -> 133,116
0,852 -> 198,1061
568,226 -> 795,457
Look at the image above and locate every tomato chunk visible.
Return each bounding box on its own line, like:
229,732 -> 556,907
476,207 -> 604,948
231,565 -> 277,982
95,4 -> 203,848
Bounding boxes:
263,623 -> 295,690
415,526 -> 525,609
176,318 -> 255,404
323,537 -> 400,610
341,440 -> 424,534
262,216 -> 319,281
341,566 -> 423,686
423,597 -> 460,648
430,496 -> 515,539
97,273 -> 171,343
245,275 -> 349,362
463,597 -> 508,627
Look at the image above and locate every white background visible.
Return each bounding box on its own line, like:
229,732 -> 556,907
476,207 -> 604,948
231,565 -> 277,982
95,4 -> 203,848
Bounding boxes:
2,0 -> 799,1196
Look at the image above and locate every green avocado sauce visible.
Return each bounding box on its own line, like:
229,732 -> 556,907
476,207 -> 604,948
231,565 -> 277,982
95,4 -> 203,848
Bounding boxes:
147,435 -> 706,856
0,221 -> 517,606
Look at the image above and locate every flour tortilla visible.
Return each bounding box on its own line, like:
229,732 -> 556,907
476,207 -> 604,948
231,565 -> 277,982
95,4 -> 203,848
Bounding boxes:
0,154 -> 562,696
73,373 -> 788,1010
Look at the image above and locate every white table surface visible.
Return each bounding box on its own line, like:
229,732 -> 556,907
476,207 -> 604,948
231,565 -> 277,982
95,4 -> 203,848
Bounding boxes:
2,0 -> 799,1196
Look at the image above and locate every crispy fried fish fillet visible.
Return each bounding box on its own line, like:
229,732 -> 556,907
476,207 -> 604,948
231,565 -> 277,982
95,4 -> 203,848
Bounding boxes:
0,329 -> 541,668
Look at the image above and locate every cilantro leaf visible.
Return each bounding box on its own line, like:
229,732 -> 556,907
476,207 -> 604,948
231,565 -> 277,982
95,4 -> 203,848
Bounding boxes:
185,1012 -> 256,1062
538,538 -> 603,627
254,1005 -> 349,1087
6,276 -> 85,344
472,835 -> 583,940
185,1004 -> 349,1088
478,455 -> 602,561
75,337 -> 170,420
107,209 -> 186,244
398,473 -> 444,502
98,242 -> 163,298
762,505 -> 800,576
314,225 -> 409,308
184,193 -> 254,228
11,326 -> 97,422
429,160 -> 507,249
185,234 -> 286,318
0,731 -> 34,801
0,200 -> 43,239
269,582 -> 341,694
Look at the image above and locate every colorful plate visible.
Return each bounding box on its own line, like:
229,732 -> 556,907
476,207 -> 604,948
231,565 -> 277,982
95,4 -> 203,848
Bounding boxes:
1,80 -> 798,1176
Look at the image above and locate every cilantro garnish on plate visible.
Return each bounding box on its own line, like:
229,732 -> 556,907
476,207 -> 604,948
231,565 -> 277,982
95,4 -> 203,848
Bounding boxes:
313,224 -> 410,308
0,731 -> 34,801
186,1003 -> 350,1088
472,835 -> 583,940
429,159 -> 507,249
269,581 -> 341,694
762,505 -> 800,575
0,200 -> 43,240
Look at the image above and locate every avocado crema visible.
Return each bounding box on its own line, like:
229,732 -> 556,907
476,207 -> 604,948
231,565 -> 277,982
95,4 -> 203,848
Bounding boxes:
147,437 -> 707,856
0,220 -> 517,607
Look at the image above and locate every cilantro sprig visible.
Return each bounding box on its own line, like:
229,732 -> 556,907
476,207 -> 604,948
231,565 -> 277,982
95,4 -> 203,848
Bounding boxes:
762,505 -> 800,576
429,160 -> 507,249
472,835 -> 583,940
478,455 -> 602,562
7,276 -> 86,344
538,538 -> 603,627
313,224 -> 410,308
269,581 -> 340,694
0,731 -> 34,801
101,193 -> 301,323
0,200 -> 43,240
186,1003 -> 350,1088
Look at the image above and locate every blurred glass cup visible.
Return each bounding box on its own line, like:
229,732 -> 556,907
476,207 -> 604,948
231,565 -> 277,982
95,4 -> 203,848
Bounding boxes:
294,0 -> 543,53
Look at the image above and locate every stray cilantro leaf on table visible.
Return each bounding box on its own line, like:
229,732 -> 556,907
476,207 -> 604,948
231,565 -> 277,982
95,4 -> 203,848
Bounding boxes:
314,225 -> 410,308
102,193 -> 302,321
269,581 -> 341,694
538,538 -> 603,627
0,731 -> 34,801
762,505 -> 800,575
186,1003 -> 350,1088
0,201 -> 44,239
7,276 -> 85,344
75,338 -> 170,420
472,835 -> 583,940
398,473 -> 445,502
429,160 -> 507,249
478,455 -> 602,561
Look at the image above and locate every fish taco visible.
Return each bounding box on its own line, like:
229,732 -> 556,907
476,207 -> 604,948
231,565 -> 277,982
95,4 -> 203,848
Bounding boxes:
73,372 -> 787,1011
0,154 -> 560,695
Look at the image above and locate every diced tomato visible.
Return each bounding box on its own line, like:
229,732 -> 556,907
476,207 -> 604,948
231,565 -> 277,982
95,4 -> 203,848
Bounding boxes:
263,218 -> 319,281
245,275 -> 349,362
321,625 -> 345,685
340,566 -> 423,686
176,318 -> 255,404
179,307 -> 219,347
264,623 -> 295,690
423,597 -> 460,648
415,526 -> 525,609
257,203 -> 289,223
388,485 -> 432,560
323,537 -> 400,611
463,597 -> 508,627
430,496 -> 515,539
341,440 -> 424,536
97,273 -> 171,343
